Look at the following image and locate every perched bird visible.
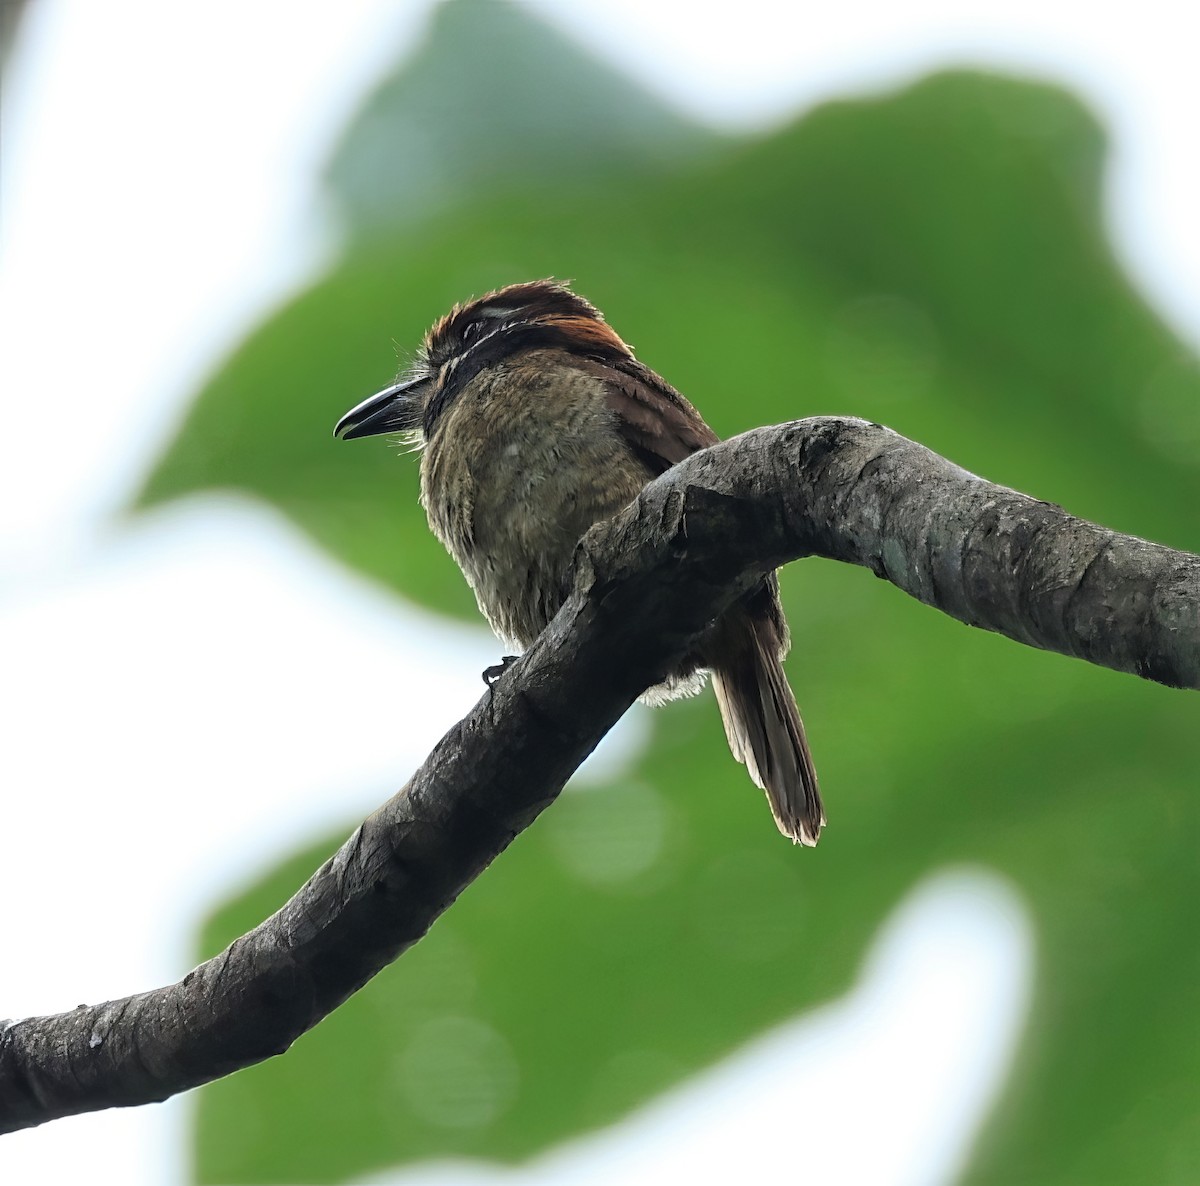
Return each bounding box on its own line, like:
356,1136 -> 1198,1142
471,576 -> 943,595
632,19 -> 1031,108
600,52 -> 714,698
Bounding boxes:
335,280 -> 824,845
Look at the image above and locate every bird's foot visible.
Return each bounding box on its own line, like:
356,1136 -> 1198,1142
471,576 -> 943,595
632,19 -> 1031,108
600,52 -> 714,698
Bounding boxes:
482,655 -> 519,687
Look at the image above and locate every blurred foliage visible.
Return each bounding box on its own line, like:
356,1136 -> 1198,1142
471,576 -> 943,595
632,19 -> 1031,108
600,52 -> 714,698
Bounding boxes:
135,1 -> 1199,1183
323,0 -> 723,237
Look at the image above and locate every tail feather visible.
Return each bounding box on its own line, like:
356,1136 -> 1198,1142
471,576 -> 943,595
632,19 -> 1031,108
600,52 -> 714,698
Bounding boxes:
710,614 -> 824,846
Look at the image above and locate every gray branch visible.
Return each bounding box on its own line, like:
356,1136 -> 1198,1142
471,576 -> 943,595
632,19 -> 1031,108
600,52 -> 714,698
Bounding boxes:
2,417 -> 1196,1133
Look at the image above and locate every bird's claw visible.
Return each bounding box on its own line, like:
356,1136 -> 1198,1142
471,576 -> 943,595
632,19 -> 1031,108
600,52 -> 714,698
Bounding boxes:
482,655 -> 519,687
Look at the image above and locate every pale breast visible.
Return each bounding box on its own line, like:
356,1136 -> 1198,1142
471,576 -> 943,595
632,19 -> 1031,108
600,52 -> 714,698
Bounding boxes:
420,350 -> 648,648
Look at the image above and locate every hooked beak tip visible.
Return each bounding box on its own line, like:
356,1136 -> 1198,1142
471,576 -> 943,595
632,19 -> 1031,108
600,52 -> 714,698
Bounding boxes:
333,415 -> 373,441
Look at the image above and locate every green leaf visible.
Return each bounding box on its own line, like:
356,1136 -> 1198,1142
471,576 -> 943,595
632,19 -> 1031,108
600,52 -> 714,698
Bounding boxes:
324,0 -> 723,240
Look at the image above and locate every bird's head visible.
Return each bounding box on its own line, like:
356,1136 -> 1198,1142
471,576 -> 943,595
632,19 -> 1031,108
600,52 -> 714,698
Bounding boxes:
334,279 -> 631,442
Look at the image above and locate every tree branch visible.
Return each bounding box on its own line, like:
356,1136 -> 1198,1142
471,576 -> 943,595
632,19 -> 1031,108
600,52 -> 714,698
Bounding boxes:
3,417 -> 1196,1132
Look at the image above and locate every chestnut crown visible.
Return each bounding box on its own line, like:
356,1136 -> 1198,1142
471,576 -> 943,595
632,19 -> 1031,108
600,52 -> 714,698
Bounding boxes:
335,280 -> 631,441
422,279 -> 621,368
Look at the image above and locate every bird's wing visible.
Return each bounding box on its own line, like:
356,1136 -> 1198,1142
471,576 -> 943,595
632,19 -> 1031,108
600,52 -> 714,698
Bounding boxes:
581,356 -> 719,475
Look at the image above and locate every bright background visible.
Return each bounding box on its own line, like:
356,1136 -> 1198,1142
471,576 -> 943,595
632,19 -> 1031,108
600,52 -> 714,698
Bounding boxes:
1,2 -> 1197,1184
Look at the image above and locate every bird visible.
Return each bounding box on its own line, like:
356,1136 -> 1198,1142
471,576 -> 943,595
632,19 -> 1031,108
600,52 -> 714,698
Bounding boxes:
335,280 -> 824,845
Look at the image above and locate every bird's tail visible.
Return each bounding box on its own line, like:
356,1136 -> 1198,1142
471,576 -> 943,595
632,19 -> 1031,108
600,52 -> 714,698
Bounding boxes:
710,613 -> 824,846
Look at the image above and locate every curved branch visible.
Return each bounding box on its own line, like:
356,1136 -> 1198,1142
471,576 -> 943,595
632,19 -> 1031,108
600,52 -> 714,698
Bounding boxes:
2,417 -> 1196,1132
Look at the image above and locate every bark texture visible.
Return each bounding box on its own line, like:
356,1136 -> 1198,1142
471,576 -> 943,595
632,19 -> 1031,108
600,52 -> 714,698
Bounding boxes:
2,417 -> 1196,1132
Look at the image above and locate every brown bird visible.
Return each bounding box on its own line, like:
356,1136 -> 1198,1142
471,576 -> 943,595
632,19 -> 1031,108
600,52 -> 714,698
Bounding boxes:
335,280 -> 824,845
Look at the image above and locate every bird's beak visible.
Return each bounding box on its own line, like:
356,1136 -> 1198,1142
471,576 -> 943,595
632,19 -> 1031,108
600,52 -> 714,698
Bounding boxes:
334,376 -> 427,440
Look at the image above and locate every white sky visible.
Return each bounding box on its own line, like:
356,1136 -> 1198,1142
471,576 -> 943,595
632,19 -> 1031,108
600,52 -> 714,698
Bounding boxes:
1,1 -> 1196,1183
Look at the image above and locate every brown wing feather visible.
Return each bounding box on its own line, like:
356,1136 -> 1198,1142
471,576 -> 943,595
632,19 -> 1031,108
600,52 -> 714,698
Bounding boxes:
578,356 -> 719,474
578,355 -> 823,844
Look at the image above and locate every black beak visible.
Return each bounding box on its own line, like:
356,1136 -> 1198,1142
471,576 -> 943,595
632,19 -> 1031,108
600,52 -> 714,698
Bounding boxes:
334,377 -> 427,440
